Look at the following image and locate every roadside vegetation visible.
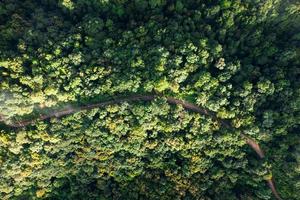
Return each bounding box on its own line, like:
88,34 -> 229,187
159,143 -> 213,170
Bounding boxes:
0,0 -> 299,199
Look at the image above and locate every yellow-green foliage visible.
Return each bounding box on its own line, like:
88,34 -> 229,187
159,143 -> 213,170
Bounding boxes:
0,0 -> 299,199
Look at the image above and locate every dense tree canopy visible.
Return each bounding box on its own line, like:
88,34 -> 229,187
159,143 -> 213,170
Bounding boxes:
0,0 -> 299,199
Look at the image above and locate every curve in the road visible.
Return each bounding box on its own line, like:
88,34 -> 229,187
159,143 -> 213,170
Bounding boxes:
1,94 -> 281,199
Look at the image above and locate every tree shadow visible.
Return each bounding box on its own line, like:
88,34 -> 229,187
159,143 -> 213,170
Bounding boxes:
0,0 -> 299,199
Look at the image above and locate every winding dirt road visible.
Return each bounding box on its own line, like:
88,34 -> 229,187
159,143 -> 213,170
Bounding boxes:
1,94 -> 281,199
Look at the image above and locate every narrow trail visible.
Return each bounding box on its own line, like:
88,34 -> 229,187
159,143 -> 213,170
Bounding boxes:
1,94 -> 281,199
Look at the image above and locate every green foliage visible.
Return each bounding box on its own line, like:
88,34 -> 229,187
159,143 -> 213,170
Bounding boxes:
0,0 -> 299,199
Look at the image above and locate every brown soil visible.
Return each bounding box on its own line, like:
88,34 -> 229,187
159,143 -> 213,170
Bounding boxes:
1,94 -> 281,199
241,134 -> 265,159
267,179 -> 282,200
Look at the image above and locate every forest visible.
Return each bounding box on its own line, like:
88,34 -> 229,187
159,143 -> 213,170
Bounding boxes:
0,0 -> 299,199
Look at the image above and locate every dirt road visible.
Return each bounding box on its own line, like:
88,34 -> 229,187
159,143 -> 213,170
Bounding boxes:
1,94 -> 281,199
